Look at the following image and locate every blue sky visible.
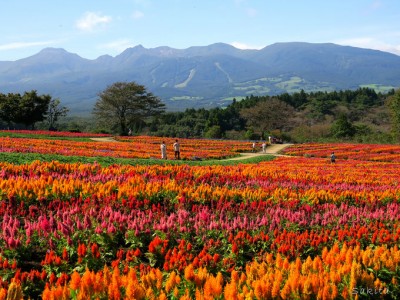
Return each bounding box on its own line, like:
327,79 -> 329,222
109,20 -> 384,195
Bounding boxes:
1,0 -> 400,61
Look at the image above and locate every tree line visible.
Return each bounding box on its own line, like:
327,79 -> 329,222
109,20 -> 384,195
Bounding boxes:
0,91 -> 68,130
1,82 -> 400,143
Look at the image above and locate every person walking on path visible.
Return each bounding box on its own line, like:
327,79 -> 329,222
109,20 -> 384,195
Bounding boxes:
262,142 -> 267,153
161,141 -> 167,159
330,152 -> 336,163
173,139 -> 181,159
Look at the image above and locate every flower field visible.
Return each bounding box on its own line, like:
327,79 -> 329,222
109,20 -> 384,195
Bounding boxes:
282,143 -> 400,162
0,130 -> 112,139
0,137 -> 399,299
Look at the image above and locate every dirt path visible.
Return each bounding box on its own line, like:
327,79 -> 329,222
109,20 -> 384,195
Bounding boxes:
90,137 -> 118,142
224,143 -> 293,161
263,143 -> 293,155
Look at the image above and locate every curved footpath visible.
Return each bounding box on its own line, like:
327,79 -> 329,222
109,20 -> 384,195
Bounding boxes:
223,143 -> 293,161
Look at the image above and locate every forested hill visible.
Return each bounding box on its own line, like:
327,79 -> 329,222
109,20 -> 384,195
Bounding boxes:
147,87 -> 398,144
0,42 -> 399,114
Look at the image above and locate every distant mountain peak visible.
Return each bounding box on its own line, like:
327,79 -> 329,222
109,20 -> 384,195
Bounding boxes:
96,54 -> 113,60
25,47 -> 83,62
39,47 -> 69,53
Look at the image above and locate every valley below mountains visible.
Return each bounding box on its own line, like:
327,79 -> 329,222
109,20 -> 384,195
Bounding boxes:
0,42 -> 399,115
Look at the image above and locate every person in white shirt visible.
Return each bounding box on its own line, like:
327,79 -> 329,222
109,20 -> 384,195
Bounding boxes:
262,142 -> 267,153
160,141 -> 167,159
173,139 -> 180,159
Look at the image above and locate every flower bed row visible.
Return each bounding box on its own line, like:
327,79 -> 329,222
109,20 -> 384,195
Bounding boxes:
1,157 -> 399,204
0,130 -> 111,138
2,243 -> 397,299
0,135 -> 253,160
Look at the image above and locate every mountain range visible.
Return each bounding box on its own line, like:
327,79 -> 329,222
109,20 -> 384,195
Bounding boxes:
0,42 -> 399,115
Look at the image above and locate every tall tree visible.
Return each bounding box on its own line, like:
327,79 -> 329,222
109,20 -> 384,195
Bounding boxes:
14,91 -> 51,129
387,89 -> 400,141
330,114 -> 355,138
47,99 -> 69,130
93,82 -> 165,135
0,93 -> 19,128
240,98 -> 296,138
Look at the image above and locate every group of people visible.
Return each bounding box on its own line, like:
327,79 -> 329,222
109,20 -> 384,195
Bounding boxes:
252,141 -> 268,153
250,136 -> 284,153
160,139 -> 180,160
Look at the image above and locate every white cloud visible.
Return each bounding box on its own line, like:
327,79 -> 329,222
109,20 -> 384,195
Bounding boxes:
132,10 -> 144,19
230,41 -> 263,50
0,41 -> 55,50
336,37 -> 400,56
99,39 -> 135,54
76,12 -> 112,32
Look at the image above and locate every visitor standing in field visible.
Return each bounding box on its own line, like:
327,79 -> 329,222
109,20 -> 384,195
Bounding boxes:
173,139 -> 181,159
330,152 -> 336,163
252,142 -> 256,152
161,141 -> 167,159
262,142 -> 267,153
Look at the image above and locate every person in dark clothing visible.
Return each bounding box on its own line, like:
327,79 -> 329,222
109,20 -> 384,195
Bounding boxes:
330,152 -> 336,163
173,139 -> 180,159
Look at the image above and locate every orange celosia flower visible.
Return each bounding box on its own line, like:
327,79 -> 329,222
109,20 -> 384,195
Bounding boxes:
124,269 -> 145,300
223,281 -> 238,300
41,284 -> 51,300
184,264 -> 195,282
107,267 -> 121,300
271,270 -> 282,297
203,273 -> 223,298
69,271 -> 81,290
173,287 -> 180,298
0,289 -> 6,300
165,271 -> 176,293
280,281 -> 291,300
